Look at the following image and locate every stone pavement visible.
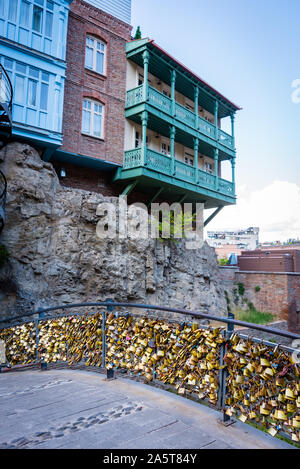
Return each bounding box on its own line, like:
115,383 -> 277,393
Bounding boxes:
0,368 -> 295,449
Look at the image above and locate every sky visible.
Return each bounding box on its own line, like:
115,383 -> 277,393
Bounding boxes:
131,0 -> 300,243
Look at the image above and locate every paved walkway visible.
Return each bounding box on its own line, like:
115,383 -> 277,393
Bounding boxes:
0,368 -> 295,449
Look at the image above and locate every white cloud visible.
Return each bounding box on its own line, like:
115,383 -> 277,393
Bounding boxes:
204,181 -> 300,243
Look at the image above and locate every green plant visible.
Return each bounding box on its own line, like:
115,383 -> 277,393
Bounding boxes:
134,26 -> 142,39
234,308 -> 274,325
0,244 -> 9,266
154,210 -> 196,244
218,257 -> 229,266
254,285 -> 261,292
233,288 -> 239,305
237,282 -> 245,296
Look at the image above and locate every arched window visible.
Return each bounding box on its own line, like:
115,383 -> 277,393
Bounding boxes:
85,36 -> 106,75
82,98 -> 104,139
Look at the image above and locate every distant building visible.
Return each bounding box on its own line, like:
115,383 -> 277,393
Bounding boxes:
207,227 -> 259,256
238,249 -> 300,273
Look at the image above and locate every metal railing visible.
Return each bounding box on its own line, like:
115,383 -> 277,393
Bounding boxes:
0,301 -> 299,444
0,170 -> 7,233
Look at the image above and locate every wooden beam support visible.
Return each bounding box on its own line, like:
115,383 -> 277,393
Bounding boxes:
147,187 -> 164,208
204,206 -> 223,227
121,180 -> 138,197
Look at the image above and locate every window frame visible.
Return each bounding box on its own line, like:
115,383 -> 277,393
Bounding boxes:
85,36 -> 107,76
81,98 -> 105,140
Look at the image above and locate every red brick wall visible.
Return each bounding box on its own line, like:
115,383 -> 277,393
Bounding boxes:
61,0 -> 132,165
219,267 -> 300,331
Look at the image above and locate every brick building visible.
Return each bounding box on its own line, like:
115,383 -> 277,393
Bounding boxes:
44,0 -> 133,196
238,249 -> 300,273
1,0 -> 241,219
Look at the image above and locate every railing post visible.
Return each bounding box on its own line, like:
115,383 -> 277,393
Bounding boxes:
141,111 -> 148,167
230,113 -> 235,149
105,299 -> 115,380
231,156 -> 236,196
35,309 -> 47,371
220,311 -> 235,424
142,50 -> 149,103
214,148 -> 219,191
170,125 -> 176,175
194,86 -> 199,130
171,69 -> 176,117
214,100 -> 219,141
194,138 -> 199,184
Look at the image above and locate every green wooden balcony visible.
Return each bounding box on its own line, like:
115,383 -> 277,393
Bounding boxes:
114,147 -> 236,208
126,85 -> 235,152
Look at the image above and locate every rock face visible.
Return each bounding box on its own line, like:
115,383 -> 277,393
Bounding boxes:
0,142 -> 227,319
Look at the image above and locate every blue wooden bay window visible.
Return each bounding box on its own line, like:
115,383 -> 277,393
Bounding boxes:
0,54 -> 63,135
0,0 -> 71,60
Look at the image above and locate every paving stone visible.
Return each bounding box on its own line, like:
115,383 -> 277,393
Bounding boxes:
0,369 -> 294,450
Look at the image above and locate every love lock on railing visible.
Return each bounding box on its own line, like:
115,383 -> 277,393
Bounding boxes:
0,301 -> 299,444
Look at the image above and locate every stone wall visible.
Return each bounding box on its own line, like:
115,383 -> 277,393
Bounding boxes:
0,142 -> 227,320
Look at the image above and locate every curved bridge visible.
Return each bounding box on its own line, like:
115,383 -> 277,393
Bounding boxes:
0,301 -> 299,449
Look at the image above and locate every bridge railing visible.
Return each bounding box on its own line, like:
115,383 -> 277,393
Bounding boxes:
0,301 -> 299,444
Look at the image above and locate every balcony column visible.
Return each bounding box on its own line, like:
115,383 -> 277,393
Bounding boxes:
141,111 -> 148,166
194,137 -> 199,183
231,112 -> 236,149
214,100 -> 219,141
170,69 -> 176,116
194,86 -> 199,130
214,148 -> 219,191
170,125 -> 176,175
143,50 -> 150,102
231,155 -> 236,194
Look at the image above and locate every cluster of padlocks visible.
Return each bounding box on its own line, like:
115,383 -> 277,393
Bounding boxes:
0,311 -> 299,442
224,333 -> 300,441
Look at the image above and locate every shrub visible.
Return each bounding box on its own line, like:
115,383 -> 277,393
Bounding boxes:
237,282 -> 245,296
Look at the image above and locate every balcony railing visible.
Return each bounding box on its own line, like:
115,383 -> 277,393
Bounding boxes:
126,85 -> 235,150
123,148 -> 235,197
0,64 -> 13,138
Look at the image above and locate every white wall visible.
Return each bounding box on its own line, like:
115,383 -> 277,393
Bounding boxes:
83,0 -> 131,24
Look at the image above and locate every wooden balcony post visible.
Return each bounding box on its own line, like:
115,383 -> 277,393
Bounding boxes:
214,100 -> 219,141
170,125 -> 176,175
171,69 -> 176,116
143,50 -> 150,102
141,110 -> 148,166
214,148 -> 219,191
231,113 -> 235,149
231,156 -> 236,193
194,86 -> 199,130
194,137 -> 199,183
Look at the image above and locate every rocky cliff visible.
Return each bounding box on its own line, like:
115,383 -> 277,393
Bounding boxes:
0,142 -> 227,319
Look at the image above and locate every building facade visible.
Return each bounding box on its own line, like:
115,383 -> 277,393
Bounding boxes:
207,227 -> 259,252
114,38 -> 240,209
0,0 -> 72,150
1,0 -> 241,217
45,0 -> 132,195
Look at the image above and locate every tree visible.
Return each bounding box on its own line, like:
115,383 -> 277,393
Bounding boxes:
134,26 -> 142,40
